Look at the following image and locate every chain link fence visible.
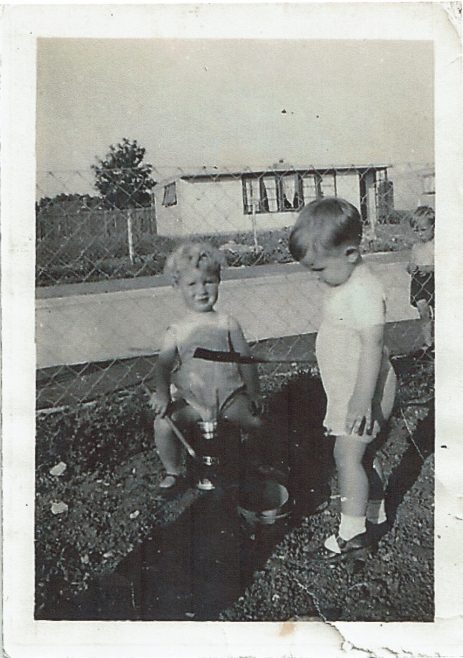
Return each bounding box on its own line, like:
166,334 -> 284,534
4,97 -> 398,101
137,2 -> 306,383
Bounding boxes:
35,161 -> 435,620
36,162 -> 434,414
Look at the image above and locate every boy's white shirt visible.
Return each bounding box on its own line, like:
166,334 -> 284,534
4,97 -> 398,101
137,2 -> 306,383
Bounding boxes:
319,260 -> 386,333
315,261 -> 395,438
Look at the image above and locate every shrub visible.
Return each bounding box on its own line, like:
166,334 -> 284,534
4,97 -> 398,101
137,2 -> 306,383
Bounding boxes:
37,223 -> 413,287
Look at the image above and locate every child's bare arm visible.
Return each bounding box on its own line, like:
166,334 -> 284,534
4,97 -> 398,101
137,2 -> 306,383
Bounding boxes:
346,324 -> 384,435
228,317 -> 261,404
416,263 -> 434,274
406,245 -> 418,274
150,329 -> 177,417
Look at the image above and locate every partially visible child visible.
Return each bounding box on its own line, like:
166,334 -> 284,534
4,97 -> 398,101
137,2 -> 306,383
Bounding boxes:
407,206 -> 435,350
149,242 -> 262,491
289,197 -> 397,559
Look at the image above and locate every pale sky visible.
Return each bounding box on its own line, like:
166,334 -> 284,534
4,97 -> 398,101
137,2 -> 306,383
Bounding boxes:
37,38 -> 433,196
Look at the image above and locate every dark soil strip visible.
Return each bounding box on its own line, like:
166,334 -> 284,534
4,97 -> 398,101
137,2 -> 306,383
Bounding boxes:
35,358 -> 433,621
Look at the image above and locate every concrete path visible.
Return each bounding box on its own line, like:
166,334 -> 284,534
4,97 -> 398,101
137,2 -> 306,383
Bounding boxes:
36,251 -> 407,299
36,251 -> 416,369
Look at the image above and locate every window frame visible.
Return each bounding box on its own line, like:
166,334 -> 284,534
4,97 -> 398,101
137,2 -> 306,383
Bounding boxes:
162,182 -> 177,207
242,172 -> 309,215
242,171 -> 339,214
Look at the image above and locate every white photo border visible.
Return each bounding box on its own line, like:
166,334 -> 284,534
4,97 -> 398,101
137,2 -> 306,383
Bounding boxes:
2,3 -> 463,657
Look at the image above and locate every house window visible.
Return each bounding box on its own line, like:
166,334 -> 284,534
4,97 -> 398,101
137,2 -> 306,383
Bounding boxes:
262,176 -> 279,212
242,171 -> 340,214
422,173 -> 435,195
278,174 -> 299,211
319,172 -> 336,197
243,172 -> 314,214
162,182 -> 177,207
302,175 -> 318,204
243,178 -> 259,213
376,169 -> 387,183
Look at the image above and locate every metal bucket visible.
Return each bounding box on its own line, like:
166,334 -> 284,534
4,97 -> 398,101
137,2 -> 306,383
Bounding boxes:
237,478 -> 291,526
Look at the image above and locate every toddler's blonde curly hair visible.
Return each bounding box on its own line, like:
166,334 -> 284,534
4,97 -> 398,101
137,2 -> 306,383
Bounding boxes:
164,241 -> 225,285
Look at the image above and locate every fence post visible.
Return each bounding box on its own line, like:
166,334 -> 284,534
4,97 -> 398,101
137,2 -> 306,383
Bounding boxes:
127,209 -> 135,264
251,201 -> 259,251
364,169 -> 377,239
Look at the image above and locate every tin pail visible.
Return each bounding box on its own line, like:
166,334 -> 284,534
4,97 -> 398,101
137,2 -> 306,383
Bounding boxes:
237,478 -> 291,526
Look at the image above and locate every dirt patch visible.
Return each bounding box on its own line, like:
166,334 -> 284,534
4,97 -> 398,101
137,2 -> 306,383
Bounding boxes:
35,357 -> 433,621
220,409 -> 433,622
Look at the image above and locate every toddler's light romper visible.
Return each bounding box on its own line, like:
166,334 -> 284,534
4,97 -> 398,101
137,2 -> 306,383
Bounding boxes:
169,312 -> 246,419
315,261 -> 397,442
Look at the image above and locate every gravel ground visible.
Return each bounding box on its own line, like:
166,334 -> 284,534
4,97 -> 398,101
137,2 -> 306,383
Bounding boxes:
35,357 -> 434,621
220,411 -> 434,622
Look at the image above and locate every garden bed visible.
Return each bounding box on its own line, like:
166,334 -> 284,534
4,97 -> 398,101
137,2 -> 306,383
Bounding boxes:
35,353 -> 433,621
37,221 -> 415,287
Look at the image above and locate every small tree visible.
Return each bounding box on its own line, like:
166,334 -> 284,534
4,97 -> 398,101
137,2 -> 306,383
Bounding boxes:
92,138 -> 156,209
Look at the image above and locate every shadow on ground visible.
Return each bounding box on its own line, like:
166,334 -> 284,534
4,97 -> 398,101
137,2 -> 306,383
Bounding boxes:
386,401 -> 434,525
43,374 -> 333,621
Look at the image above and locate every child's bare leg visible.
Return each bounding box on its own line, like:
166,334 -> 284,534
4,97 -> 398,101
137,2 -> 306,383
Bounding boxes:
154,417 -> 182,482
363,448 -> 387,524
323,436 -> 369,553
222,393 -> 262,431
416,299 -> 433,347
154,403 -> 200,487
363,447 -> 384,499
334,437 -> 369,517
222,394 -> 272,474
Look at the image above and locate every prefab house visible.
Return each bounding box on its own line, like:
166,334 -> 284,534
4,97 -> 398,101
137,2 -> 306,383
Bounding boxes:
419,168 -> 435,209
154,163 -> 391,237
386,164 -> 434,212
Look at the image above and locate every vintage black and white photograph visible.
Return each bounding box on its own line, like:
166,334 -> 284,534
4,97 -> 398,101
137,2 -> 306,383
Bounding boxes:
34,34 -> 436,622
2,2 -> 463,656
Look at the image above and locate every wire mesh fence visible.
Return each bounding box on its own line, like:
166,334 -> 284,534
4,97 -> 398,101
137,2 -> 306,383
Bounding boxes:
34,161 -> 435,623
36,161 -> 434,414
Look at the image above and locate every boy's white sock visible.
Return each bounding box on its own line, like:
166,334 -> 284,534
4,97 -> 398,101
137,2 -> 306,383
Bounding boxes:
366,499 -> 387,524
324,514 -> 366,554
339,513 -> 366,540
